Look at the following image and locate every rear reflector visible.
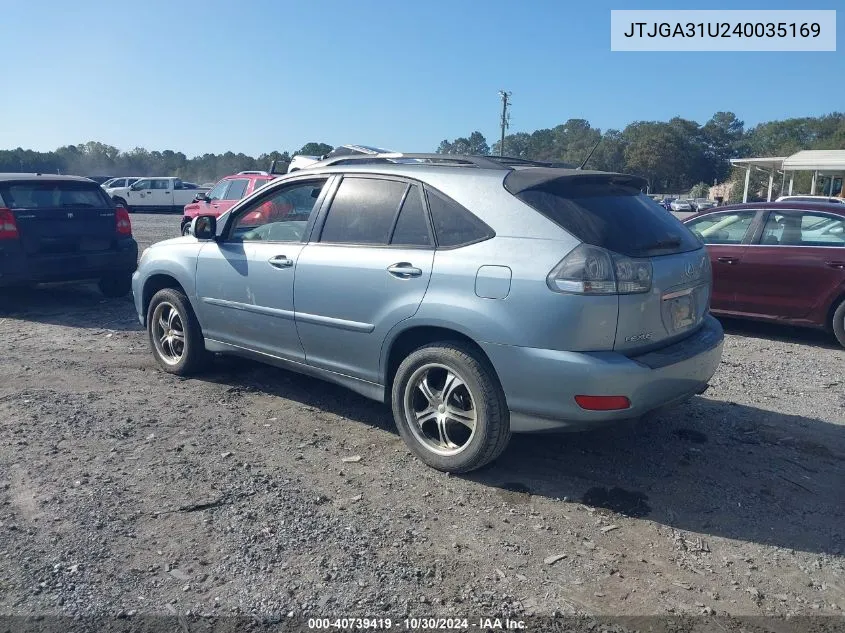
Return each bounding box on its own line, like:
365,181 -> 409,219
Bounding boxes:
575,395 -> 631,411
0,208 -> 19,240
115,206 -> 132,236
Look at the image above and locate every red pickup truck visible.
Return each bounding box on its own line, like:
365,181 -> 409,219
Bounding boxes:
180,171 -> 276,235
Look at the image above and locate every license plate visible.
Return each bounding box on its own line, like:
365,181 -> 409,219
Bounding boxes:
669,295 -> 696,330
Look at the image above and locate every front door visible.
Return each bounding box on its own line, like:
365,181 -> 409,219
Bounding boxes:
194,177 -> 332,360
294,176 -> 435,384
684,209 -> 759,312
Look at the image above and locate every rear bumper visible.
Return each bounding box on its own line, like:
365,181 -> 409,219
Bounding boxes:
0,240 -> 138,286
480,315 -> 724,432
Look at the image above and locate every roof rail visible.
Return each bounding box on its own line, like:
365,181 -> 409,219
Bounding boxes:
310,152 -> 510,170
309,153 -> 582,171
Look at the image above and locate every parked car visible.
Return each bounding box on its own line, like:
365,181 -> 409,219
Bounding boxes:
108,177 -> 210,213
692,199 -> 717,212
0,174 -> 137,296
775,195 -> 845,205
288,145 -> 395,172
670,199 -> 694,212
683,202 -> 845,347
181,171 -> 277,235
102,177 -> 141,190
132,155 -> 723,473
659,197 -> 676,210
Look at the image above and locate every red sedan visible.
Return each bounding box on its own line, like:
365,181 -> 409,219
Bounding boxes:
682,202 -> 845,347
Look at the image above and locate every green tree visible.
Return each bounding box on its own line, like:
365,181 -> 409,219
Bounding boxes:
296,142 -> 333,157
436,131 -> 489,155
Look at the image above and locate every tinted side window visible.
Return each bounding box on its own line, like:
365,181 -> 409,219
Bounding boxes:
134,179 -> 151,190
686,211 -> 756,245
390,185 -> 432,247
224,179 -> 249,200
762,212 -> 845,247
320,177 -> 406,245
425,186 -> 494,248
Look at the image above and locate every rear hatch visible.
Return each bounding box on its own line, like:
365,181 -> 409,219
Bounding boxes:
0,179 -> 118,256
507,171 -> 709,354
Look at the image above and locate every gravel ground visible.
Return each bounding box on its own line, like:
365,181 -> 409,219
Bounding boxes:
1,213 -> 844,628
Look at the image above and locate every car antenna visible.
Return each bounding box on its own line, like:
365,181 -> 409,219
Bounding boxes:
576,138 -> 601,170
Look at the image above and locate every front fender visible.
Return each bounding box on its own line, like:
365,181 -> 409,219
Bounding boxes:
133,242 -> 202,326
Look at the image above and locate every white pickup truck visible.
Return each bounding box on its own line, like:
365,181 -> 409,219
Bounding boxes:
108,177 -> 208,213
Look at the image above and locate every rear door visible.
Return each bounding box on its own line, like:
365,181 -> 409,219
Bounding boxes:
683,209 -> 759,311
150,179 -> 174,210
0,180 -> 117,257
734,209 -> 845,318
294,176 -> 435,383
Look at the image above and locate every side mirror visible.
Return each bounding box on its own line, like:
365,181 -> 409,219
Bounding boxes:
192,215 -> 217,240
194,192 -> 209,203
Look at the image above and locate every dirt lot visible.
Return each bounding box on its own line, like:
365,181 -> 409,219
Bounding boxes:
1,213 -> 844,628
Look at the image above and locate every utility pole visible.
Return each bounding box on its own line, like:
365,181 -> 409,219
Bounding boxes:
498,90 -> 511,157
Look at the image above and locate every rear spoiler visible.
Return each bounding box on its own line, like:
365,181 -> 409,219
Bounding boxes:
503,169 -> 648,195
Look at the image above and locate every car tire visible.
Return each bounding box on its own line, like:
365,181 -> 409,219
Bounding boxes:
391,342 -> 511,473
832,299 -> 845,348
98,273 -> 132,298
146,287 -> 206,375
181,222 -> 191,236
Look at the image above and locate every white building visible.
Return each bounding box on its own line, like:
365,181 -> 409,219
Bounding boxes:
730,150 -> 845,202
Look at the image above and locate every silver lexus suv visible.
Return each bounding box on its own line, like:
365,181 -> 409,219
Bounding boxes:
132,154 -> 723,473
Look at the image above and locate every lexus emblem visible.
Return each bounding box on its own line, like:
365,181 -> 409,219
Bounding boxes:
67,212 -> 74,219
685,262 -> 695,277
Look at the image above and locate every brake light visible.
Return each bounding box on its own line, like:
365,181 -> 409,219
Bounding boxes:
0,208 -> 19,240
575,395 -> 631,411
547,244 -> 652,295
115,206 -> 132,236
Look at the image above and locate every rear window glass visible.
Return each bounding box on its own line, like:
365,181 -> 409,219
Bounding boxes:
0,181 -> 110,209
514,178 -> 701,257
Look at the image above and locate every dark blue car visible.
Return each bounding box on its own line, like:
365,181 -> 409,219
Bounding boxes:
0,174 -> 137,296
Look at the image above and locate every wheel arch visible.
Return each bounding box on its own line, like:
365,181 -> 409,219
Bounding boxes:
381,323 -> 497,394
826,289 -> 845,332
141,274 -> 189,327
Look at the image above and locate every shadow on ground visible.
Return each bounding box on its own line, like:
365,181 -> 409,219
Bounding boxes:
200,355 -> 845,557
0,283 -> 141,332
718,315 -> 842,351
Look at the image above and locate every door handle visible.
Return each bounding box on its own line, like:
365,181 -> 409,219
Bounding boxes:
716,257 -> 739,264
268,255 -> 293,269
825,261 -> 845,269
387,262 -> 422,278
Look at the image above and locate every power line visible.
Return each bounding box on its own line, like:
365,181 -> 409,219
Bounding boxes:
498,91 -> 511,157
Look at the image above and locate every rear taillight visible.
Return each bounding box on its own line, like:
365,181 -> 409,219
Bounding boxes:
547,244 -> 652,295
115,206 -> 132,236
0,208 -> 19,240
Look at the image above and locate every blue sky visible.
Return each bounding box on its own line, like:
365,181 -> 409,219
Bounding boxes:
3,0 -> 842,157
